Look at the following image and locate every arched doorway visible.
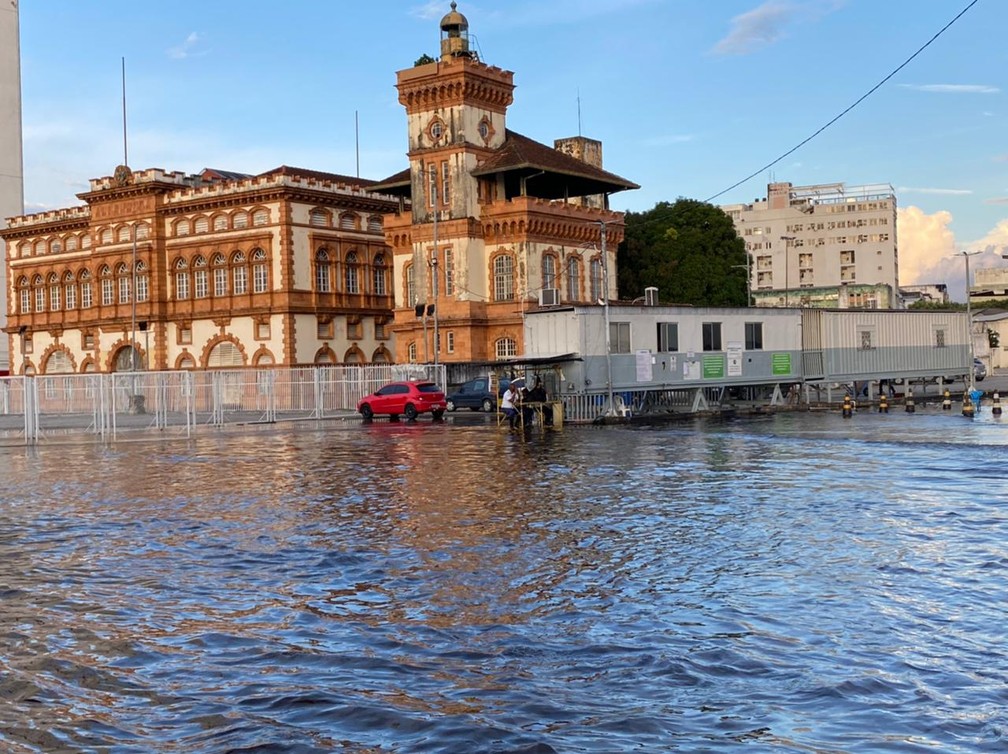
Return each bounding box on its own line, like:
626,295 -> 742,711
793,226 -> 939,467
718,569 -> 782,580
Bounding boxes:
112,345 -> 142,372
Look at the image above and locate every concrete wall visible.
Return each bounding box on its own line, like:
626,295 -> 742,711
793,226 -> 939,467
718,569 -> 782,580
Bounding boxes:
0,1 -> 23,372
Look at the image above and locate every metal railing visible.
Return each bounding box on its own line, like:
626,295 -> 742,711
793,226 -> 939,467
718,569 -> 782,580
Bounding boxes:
0,363 -> 445,445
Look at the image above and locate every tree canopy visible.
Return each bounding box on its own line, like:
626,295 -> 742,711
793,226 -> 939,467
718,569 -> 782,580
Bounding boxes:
617,199 -> 748,306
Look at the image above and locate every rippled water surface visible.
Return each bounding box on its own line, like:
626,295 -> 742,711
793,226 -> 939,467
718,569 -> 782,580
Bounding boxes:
2,412 -> 1007,753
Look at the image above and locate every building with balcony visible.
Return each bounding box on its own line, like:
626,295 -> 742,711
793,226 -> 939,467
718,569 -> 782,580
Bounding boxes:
372,3 -> 638,365
2,166 -> 399,374
722,181 -> 899,309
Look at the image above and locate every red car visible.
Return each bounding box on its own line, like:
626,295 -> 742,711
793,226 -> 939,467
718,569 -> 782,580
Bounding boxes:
357,381 -> 447,421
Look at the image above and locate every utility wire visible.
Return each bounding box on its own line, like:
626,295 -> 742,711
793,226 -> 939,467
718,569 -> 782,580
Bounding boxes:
705,0 -> 981,203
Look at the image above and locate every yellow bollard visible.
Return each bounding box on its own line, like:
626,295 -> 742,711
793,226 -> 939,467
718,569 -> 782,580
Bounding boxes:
841,394 -> 853,418
942,389 -> 951,410
878,393 -> 889,413
905,387 -> 915,414
993,391 -> 1002,417
962,392 -> 975,418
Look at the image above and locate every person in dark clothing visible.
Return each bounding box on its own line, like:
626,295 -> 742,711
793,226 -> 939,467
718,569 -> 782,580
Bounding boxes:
527,377 -> 552,425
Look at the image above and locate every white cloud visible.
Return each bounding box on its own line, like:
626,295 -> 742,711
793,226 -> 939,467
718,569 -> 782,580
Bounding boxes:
897,187 -> 973,196
409,1 -> 444,21
712,2 -> 795,55
168,32 -> 205,60
898,207 -> 1008,300
899,84 -> 999,94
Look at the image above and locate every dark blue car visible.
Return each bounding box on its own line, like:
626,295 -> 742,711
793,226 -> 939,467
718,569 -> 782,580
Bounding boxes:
445,377 -> 511,412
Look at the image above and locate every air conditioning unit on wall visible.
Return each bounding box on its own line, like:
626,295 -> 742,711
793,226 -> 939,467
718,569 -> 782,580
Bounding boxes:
539,288 -> 560,306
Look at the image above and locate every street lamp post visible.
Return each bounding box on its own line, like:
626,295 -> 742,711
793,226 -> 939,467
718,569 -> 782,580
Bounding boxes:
780,235 -> 796,307
732,258 -> 752,306
961,250 -> 981,393
599,221 -> 615,416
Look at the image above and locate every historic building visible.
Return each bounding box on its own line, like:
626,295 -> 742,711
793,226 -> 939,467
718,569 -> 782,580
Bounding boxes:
721,181 -> 900,309
2,166 -> 398,374
0,0 -> 23,373
373,3 -> 638,364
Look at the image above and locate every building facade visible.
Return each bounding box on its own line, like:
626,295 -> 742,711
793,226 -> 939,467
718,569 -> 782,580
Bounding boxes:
971,267 -> 1008,304
722,181 -> 899,309
2,166 -> 399,374
373,4 -> 637,365
0,0 -> 23,373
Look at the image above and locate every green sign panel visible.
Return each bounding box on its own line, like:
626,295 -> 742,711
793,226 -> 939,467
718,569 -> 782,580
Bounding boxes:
702,355 -> 725,379
771,353 -> 792,375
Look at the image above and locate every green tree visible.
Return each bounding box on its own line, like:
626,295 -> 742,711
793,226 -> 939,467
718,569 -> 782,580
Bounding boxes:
414,53 -> 436,66
617,199 -> 748,306
907,300 -> 967,311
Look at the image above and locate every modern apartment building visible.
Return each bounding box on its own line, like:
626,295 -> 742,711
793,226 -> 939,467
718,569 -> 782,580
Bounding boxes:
721,181 -> 899,309
0,0 -> 23,373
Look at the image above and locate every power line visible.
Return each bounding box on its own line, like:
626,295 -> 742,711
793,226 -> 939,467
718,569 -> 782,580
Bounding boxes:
705,0 -> 981,203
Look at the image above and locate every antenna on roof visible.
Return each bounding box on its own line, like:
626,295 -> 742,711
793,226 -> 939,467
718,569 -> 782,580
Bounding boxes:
355,110 -> 360,178
577,88 -> 582,137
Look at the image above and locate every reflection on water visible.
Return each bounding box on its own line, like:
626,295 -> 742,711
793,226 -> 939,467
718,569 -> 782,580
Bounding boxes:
1,412 -> 1007,752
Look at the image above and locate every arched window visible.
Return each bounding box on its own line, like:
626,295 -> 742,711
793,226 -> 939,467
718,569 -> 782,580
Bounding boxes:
178,354 -> 196,370
64,271 -> 77,310
315,249 -> 331,292
367,216 -> 382,233
408,342 -> 417,363
345,251 -> 360,294
213,215 -> 227,232
207,341 -> 244,368
212,252 -> 228,297
81,234 -> 92,249
590,257 -> 604,303
18,276 -> 29,314
373,253 -> 387,295
50,239 -> 62,254
136,260 -> 149,302
343,349 -> 363,364
175,258 -> 190,300
193,255 -> 208,299
232,251 -> 248,294
117,226 -> 130,243
371,347 -> 391,364
66,236 -> 78,251
100,228 -> 113,245
48,273 -> 61,311
194,217 -> 209,234
44,350 -> 74,375
495,337 -> 517,359
252,249 -> 268,293
136,223 -> 149,240
33,275 -> 44,312
233,211 -> 248,229
339,212 -> 357,230
116,262 -> 131,304
176,219 -> 191,236
80,270 -> 93,309
33,240 -> 44,256
99,265 -> 113,306
493,254 -> 514,301
566,256 -> 581,302
542,254 -> 557,290
309,208 -> 329,227
405,263 -> 416,306
252,209 -> 269,227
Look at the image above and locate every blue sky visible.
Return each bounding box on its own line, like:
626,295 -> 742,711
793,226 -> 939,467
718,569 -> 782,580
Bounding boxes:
16,0 -> 1008,299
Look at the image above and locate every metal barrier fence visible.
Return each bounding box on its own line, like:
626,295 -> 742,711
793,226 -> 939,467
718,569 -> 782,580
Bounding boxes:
0,364 -> 445,445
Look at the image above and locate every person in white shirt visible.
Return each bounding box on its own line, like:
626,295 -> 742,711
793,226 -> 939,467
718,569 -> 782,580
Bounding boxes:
501,384 -> 519,429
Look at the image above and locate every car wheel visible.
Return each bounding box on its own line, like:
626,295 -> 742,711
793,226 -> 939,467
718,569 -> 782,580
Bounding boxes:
404,404 -> 418,420
360,404 -> 374,420
446,399 -> 457,412
482,398 -> 493,412
432,409 -> 445,420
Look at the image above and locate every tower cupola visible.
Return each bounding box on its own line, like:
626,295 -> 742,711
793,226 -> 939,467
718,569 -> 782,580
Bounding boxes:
440,2 -> 474,61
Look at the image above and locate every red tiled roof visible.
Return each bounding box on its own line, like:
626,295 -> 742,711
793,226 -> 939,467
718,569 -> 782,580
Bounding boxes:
471,130 -> 638,191
259,165 -> 378,187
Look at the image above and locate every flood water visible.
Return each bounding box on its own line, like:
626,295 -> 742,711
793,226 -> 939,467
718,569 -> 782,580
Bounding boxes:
1,411 -> 1007,753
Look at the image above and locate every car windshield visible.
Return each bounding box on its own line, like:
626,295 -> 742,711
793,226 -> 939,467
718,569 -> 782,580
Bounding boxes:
416,382 -> 441,393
